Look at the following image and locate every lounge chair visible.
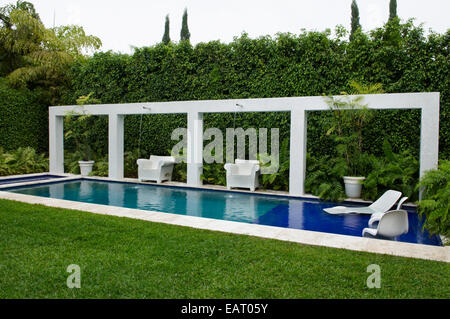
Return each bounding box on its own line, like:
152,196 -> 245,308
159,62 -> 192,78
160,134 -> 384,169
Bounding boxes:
323,190 -> 402,215
362,210 -> 409,239
224,159 -> 260,191
137,155 -> 175,183
368,196 -> 408,227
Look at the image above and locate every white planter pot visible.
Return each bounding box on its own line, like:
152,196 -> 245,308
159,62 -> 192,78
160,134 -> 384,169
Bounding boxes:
343,176 -> 365,199
78,160 -> 95,176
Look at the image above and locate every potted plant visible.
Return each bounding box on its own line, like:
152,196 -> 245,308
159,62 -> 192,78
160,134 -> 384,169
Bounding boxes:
64,93 -> 100,176
326,91 -> 374,198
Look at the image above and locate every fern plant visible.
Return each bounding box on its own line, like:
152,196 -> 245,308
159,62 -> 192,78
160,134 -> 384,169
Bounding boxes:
172,162 -> 187,182
304,154 -> 347,201
362,140 -> 419,201
89,154 -> 108,177
0,147 -> 48,176
416,160 -> 450,241
259,138 -> 290,191
64,151 -> 82,174
201,162 -> 226,186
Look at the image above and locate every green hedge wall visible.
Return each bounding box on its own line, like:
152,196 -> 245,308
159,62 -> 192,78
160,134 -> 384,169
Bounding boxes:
61,22 -> 449,160
0,78 -> 48,153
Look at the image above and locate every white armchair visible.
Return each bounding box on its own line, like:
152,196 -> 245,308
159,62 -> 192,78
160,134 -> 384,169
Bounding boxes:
224,159 -> 260,191
137,155 -> 176,183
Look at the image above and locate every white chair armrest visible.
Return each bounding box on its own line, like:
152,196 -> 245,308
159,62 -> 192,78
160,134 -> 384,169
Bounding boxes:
137,159 -> 153,168
224,163 -> 236,171
138,159 -> 164,170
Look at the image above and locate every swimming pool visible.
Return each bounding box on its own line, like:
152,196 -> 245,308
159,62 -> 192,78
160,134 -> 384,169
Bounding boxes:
4,179 -> 441,246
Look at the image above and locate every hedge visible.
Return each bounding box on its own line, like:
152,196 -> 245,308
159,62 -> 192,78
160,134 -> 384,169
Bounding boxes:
61,22 -> 448,160
0,78 -> 48,153
2,20 -> 448,161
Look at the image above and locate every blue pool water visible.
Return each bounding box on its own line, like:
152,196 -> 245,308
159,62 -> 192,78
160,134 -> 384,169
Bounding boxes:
5,179 -> 441,246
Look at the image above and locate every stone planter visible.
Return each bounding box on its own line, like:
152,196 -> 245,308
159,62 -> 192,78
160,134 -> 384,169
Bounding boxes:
343,176 -> 365,199
78,160 -> 95,176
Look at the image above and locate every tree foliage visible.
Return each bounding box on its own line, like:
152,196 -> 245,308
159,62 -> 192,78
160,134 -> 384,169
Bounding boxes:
389,0 -> 398,21
350,0 -> 361,41
162,14 -> 170,45
0,1 -> 101,102
180,8 -> 190,42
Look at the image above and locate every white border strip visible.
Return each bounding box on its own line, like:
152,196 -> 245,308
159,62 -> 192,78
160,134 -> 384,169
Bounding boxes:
0,189 -> 447,263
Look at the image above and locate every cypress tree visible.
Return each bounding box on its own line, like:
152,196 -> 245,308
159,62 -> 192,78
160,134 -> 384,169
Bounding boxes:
389,0 -> 397,21
162,14 -> 170,44
350,0 -> 361,41
180,8 -> 190,42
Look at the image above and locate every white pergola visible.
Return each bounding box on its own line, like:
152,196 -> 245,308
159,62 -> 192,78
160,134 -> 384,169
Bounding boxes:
49,92 -> 440,196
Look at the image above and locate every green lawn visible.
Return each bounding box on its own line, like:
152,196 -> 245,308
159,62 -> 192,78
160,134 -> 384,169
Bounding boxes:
0,199 -> 448,298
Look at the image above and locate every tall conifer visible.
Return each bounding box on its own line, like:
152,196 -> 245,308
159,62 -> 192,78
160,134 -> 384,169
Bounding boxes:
162,14 -> 170,44
180,8 -> 190,41
350,0 -> 361,41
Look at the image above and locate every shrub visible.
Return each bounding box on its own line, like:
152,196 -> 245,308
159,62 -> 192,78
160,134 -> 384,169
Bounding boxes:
362,140 -> 419,201
0,147 -> 48,176
0,78 -> 48,153
304,154 -> 347,202
416,160 -> 450,240
259,138 -> 290,191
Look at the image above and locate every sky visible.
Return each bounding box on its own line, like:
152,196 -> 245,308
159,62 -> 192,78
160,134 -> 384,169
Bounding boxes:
2,0 -> 449,54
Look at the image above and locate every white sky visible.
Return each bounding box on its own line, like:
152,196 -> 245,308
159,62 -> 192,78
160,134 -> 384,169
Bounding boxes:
2,0 -> 449,54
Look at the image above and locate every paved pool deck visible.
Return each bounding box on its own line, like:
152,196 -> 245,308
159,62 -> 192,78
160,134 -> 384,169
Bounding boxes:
0,173 -> 448,263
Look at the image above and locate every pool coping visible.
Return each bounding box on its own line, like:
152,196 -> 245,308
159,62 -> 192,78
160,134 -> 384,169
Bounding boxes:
0,175 -> 448,263
0,172 -> 76,186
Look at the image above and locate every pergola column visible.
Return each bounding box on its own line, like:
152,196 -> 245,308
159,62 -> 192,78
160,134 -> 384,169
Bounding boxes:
187,112 -> 203,186
419,95 -> 440,179
108,113 -> 124,179
49,113 -> 64,174
289,109 -> 307,196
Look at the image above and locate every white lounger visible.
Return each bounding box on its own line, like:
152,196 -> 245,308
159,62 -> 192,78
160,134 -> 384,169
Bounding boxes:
368,196 -> 408,227
323,190 -> 402,215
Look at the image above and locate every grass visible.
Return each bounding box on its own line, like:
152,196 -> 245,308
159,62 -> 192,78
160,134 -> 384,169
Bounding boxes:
0,198 -> 449,298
